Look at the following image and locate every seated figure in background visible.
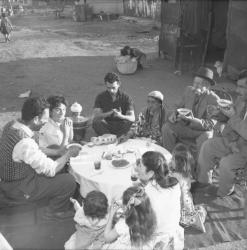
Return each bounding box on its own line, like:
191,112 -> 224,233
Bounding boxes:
120,45 -> 146,70
92,72 -> 135,137
39,95 -> 74,158
162,67 -> 220,153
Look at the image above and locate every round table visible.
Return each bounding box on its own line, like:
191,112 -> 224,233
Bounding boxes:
69,138 -> 171,203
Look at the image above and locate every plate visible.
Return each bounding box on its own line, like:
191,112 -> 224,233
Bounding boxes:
177,108 -> 192,116
87,142 -> 94,147
66,143 -> 83,149
111,159 -> 130,169
218,99 -> 232,108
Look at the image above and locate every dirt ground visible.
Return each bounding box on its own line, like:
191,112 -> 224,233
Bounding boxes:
1,10 -> 245,250
0,11 -> 195,131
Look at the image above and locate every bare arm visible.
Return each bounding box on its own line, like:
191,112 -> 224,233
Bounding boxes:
104,205 -> 119,243
60,118 -> 74,146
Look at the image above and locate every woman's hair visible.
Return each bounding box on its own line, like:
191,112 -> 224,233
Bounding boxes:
46,95 -> 68,112
122,186 -> 156,247
142,151 -> 178,188
171,143 -> 194,178
83,191 -> 108,220
21,97 -> 49,123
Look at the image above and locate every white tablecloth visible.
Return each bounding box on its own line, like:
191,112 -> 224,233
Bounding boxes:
0,233 -> 13,250
70,138 -> 171,202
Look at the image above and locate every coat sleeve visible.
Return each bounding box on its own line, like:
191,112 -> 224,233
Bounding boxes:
189,91 -> 220,131
228,114 -> 247,140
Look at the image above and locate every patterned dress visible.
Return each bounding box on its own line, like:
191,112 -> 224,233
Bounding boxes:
132,106 -> 167,144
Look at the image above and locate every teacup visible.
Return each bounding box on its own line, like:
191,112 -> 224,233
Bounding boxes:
218,99 -> 233,110
176,108 -> 192,117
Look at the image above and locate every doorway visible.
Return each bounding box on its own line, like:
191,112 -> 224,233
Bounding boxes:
205,0 -> 230,64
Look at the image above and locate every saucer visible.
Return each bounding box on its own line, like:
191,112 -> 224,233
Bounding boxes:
177,108 -> 192,116
66,143 -> 83,149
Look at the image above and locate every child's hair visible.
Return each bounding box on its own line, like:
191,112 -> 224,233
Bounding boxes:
171,143 -> 194,178
120,46 -> 131,56
122,186 -> 156,247
83,191 -> 108,220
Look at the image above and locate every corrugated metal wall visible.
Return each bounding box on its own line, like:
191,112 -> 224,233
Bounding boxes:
123,0 -> 161,20
224,0 -> 247,72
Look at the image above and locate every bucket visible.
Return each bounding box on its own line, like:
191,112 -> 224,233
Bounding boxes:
72,116 -> 89,142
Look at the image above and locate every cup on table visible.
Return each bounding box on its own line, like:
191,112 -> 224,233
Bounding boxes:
146,137 -> 152,147
94,160 -> 101,170
131,163 -> 138,182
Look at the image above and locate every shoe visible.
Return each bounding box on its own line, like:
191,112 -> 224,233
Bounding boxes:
43,209 -> 75,221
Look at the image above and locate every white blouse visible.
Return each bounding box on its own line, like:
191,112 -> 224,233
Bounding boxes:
39,118 -> 73,148
145,181 -> 184,250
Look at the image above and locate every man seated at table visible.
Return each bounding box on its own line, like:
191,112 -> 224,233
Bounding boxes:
92,72 -> 135,137
0,97 -> 80,220
162,67 -> 220,153
197,70 -> 247,196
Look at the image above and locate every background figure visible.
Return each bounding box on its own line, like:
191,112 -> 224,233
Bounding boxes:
0,13 -> 13,42
39,95 -> 73,158
92,72 -> 135,137
65,191 -> 108,250
120,46 -> 146,70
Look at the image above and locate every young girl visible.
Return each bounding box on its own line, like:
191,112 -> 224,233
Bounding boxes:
0,13 -> 13,42
170,143 -> 207,232
103,186 -> 173,250
64,191 -> 109,250
103,186 -> 156,250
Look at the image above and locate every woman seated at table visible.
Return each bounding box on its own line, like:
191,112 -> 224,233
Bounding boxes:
104,186 -> 173,250
122,91 -> 167,145
135,151 -> 184,250
39,95 -> 74,157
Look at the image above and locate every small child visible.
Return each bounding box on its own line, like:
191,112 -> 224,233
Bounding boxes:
64,191 -> 108,250
0,13 -> 13,42
120,46 -> 146,69
169,143 -> 207,232
103,186 -> 173,250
